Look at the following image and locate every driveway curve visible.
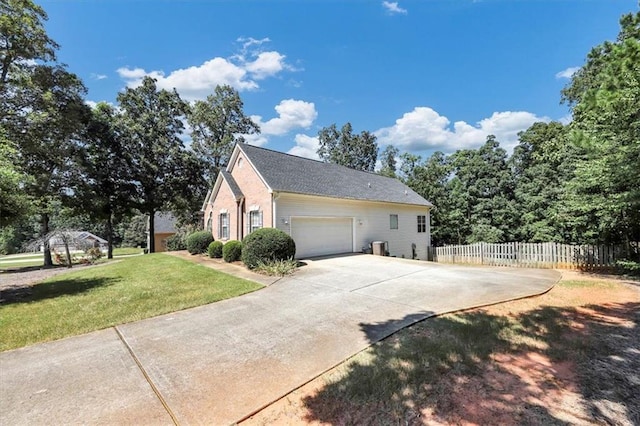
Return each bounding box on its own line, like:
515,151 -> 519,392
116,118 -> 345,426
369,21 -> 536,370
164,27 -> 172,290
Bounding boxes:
1,255 -> 559,425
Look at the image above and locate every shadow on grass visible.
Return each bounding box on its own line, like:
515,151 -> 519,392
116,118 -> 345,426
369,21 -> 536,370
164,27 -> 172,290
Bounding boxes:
0,276 -> 117,305
303,302 -> 639,425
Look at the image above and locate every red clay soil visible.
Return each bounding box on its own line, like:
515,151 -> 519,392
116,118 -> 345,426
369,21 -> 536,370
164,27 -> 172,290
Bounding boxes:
242,270 -> 639,426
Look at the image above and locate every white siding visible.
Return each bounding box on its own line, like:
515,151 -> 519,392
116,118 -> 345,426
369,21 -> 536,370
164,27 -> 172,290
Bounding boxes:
274,193 -> 431,260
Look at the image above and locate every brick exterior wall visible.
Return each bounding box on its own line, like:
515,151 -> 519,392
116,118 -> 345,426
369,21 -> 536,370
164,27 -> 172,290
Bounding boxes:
206,180 -> 238,241
227,152 -> 272,236
204,151 -> 273,242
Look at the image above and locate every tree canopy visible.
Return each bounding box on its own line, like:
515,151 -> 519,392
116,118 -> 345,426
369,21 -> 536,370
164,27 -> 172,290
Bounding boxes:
317,122 -> 378,172
188,85 -> 260,184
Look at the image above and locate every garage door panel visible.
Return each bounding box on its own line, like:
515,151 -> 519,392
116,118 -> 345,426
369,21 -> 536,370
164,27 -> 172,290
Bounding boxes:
291,217 -> 353,258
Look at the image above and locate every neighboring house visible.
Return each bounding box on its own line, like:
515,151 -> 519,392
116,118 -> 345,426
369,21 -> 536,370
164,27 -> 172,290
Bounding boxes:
202,144 -> 433,260
43,231 -> 108,253
149,212 -> 177,252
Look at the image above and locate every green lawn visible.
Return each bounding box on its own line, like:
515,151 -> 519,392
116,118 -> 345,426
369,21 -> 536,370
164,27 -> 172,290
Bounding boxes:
0,247 -> 143,270
0,254 -> 262,351
0,260 -> 46,269
113,247 -> 144,256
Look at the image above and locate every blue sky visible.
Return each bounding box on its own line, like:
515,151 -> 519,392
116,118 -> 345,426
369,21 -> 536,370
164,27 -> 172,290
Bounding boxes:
42,0 -> 637,160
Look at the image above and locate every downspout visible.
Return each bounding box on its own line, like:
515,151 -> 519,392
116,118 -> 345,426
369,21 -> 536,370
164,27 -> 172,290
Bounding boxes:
237,198 -> 244,240
272,192 -> 280,229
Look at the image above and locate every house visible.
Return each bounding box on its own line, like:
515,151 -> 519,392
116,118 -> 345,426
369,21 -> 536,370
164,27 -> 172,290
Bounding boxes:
149,212 -> 177,252
43,231 -> 108,253
201,144 -> 433,259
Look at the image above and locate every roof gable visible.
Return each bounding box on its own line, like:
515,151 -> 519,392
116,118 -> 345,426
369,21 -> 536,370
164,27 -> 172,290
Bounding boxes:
234,144 -> 433,207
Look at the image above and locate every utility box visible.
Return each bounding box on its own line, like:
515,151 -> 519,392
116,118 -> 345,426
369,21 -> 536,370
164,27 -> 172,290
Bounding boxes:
372,241 -> 386,256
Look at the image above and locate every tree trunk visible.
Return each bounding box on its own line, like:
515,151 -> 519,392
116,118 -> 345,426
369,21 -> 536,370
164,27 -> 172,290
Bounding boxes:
148,210 -> 155,253
107,214 -> 114,259
41,213 -> 53,267
63,240 -> 72,268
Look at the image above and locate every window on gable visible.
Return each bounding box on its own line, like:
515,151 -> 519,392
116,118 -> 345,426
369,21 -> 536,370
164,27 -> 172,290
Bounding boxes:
248,210 -> 262,234
219,213 -> 229,240
417,215 -> 426,233
390,214 -> 398,230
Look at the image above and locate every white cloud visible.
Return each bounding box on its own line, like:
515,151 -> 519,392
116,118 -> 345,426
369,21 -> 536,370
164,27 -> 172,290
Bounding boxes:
555,66 -> 579,79
91,73 -> 108,80
117,38 -> 294,100
245,51 -> 288,80
241,133 -> 268,147
251,99 -> 317,136
287,134 -> 320,160
382,1 -> 407,15
375,107 -> 549,153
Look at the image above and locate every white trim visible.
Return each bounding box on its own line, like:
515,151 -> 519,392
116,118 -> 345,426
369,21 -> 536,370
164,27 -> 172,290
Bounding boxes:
201,189 -> 212,212
249,204 -> 260,212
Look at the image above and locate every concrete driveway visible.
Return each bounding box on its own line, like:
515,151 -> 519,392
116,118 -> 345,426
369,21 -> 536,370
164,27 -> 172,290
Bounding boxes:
0,255 -> 560,425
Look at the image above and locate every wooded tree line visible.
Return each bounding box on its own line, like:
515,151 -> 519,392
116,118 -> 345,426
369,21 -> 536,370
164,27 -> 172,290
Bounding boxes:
315,12 -> 639,256
0,0 -> 258,261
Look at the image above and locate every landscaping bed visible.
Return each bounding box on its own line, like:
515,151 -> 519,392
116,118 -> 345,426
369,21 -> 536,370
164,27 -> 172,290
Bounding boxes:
242,271 -> 639,425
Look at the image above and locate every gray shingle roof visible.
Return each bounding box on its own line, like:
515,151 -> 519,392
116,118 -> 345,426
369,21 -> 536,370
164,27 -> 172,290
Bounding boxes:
154,212 -> 177,233
237,144 -> 433,207
221,170 -> 244,200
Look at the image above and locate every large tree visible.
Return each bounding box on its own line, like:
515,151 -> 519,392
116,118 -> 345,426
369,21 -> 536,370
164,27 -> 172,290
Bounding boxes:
8,65 -> 90,266
117,76 -> 196,253
188,85 -> 259,183
0,132 -> 32,225
74,102 -> 136,258
401,151 -> 455,246
0,0 -> 58,87
379,145 -> 399,177
317,122 -> 378,172
509,122 -> 576,242
449,136 -> 516,244
561,11 -> 640,251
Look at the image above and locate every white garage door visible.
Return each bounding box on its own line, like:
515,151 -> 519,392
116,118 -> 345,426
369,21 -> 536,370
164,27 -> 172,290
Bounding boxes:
291,217 -> 353,258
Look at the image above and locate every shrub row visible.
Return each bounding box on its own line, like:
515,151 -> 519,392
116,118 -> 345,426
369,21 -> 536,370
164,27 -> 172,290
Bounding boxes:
185,228 -> 296,269
186,231 -> 214,254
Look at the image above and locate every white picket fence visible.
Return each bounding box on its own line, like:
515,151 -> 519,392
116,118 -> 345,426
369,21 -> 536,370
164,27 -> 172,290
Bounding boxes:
432,242 -> 623,269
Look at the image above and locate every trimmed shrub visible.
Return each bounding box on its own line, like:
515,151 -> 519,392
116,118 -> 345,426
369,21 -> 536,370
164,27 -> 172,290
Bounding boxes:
208,241 -> 224,258
165,233 -> 186,251
185,231 -> 214,255
241,228 -> 296,270
223,240 -> 242,263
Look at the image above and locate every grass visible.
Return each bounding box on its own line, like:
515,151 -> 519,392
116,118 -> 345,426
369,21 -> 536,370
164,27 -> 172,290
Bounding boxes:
0,260 -> 46,269
0,253 -> 262,351
113,247 -> 144,256
0,247 -> 143,270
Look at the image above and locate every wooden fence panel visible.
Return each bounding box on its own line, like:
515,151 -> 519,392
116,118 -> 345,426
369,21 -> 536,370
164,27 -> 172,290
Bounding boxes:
433,242 -> 622,270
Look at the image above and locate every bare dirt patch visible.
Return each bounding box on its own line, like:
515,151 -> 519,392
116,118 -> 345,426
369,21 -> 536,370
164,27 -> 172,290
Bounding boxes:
242,270 -> 639,425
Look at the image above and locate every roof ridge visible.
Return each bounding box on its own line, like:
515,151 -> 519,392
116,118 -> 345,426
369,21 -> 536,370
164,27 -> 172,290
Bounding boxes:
239,143 -> 400,181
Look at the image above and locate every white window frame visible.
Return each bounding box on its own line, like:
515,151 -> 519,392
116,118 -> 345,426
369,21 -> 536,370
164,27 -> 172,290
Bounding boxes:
248,210 -> 262,234
417,215 -> 426,233
219,213 -> 229,240
390,214 -> 398,230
